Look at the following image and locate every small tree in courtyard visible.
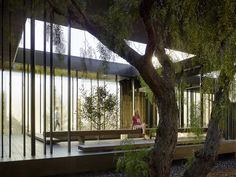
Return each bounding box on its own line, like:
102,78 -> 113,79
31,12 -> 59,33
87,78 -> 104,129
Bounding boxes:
81,85 -> 118,130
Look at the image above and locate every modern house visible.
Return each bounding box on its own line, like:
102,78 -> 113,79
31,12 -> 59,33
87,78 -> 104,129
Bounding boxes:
0,1 -> 235,176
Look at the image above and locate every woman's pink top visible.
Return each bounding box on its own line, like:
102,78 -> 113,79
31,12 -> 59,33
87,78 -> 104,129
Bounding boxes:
132,115 -> 141,125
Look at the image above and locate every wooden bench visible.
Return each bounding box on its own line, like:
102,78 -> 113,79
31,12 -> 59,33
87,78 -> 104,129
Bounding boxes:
44,129 -> 143,144
78,136 -> 206,152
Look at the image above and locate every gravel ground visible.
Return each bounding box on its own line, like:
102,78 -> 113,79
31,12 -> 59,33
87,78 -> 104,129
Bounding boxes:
207,158 -> 236,177
170,157 -> 236,177
49,156 -> 236,177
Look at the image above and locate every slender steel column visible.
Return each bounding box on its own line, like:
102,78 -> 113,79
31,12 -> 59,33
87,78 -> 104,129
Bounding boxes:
90,78 -> 92,130
30,0 -> 36,156
132,79 -> 135,115
194,90 -> 196,120
39,71 -> 42,133
53,72 -> 56,129
72,75 -> 74,130
1,0 -> 4,158
67,15 -> 72,153
208,94 -> 210,124
120,81 -> 123,128
96,73 -> 100,130
43,0 -> 47,155
180,88 -> 184,128
22,0 -> 26,156
60,75 -> 63,131
177,88 -> 180,128
21,74 -> 23,133
103,78 -> 105,130
186,90 -> 189,127
115,75 -> 118,129
90,78 -> 92,93
97,73 -> 99,87
27,64 -> 29,133
76,71 -> 78,130
190,90 -> 194,125
49,11 -> 54,154
8,10 -> 12,158
226,103 -> 229,139
200,69 -> 203,127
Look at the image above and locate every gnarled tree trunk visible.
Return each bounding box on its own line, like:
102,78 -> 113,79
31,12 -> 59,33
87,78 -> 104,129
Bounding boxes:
183,119 -> 222,177
136,55 -> 178,177
48,1 -> 180,176
183,72 -> 230,177
150,88 -> 179,177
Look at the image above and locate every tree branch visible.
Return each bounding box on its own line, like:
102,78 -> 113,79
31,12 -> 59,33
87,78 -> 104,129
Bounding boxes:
48,0 -> 140,65
139,0 -> 175,85
68,0 -> 141,66
47,0 -> 66,16
48,0 -> 168,99
139,0 -> 156,61
155,46 -> 176,84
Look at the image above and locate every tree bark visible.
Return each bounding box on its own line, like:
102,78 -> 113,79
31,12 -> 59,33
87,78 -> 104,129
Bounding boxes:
183,119 -> 221,177
150,88 -> 179,177
135,58 -> 178,177
183,72 -> 230,177
48,1 -> 179,176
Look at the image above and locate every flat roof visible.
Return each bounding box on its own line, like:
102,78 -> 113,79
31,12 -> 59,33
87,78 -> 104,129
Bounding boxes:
15,48 -> 139,78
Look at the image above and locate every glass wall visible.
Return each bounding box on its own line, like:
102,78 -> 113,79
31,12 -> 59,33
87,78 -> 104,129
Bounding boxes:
0,69 -> 120,134
177,87 -> 213,129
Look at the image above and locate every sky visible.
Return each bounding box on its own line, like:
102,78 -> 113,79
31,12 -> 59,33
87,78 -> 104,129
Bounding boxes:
19,19 -> 195,67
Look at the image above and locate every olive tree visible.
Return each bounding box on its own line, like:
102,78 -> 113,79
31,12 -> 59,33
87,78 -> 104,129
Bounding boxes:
48,1 -> 235,177
47,0 -> 236,176
80,86 -> 118,130
14,0 -> 235,176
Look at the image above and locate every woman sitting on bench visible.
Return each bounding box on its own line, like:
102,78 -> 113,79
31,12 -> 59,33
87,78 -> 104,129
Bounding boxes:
132,110 -> 146,135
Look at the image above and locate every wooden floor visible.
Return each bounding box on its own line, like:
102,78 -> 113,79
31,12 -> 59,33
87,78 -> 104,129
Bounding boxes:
0,134 -> 86,162
0,134 -> 205,162
0,134 -> 234,160
0,134 -> 235,177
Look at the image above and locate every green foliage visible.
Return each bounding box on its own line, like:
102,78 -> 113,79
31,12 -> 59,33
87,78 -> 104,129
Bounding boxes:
229,81 -> 236,102
116,139 -> 151,177
150,0 -> 236,74
149,127 -> 157,139
107,0 -> 139,37
186,154 -> 194,169
104,0 -> 140,50
81,85 -> 118,130
46,24 -> 65,55
139,76 -> 154,104
189,116 -> 204,142
97,43 -> 111,73
187,99 -> 206,142
77,98 -> 83,130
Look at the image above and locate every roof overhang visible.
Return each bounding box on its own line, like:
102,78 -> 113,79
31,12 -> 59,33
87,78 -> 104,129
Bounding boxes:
15,48 -> 139,79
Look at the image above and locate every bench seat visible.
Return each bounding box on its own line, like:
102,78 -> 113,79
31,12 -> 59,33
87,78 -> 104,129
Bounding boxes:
44,129 -> 143,144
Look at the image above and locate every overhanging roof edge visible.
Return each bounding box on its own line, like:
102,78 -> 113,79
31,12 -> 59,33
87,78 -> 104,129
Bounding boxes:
15,48 -> 139,78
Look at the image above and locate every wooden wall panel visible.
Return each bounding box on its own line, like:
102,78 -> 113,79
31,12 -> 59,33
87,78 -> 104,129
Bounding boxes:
120,79 -> 132,128
120,79 -> 156,129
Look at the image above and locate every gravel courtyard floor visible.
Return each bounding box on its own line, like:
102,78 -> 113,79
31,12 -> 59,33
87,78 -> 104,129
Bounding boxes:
49,156 -> 236,177
208,169 -> 236,177
171,156 -> 236,177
